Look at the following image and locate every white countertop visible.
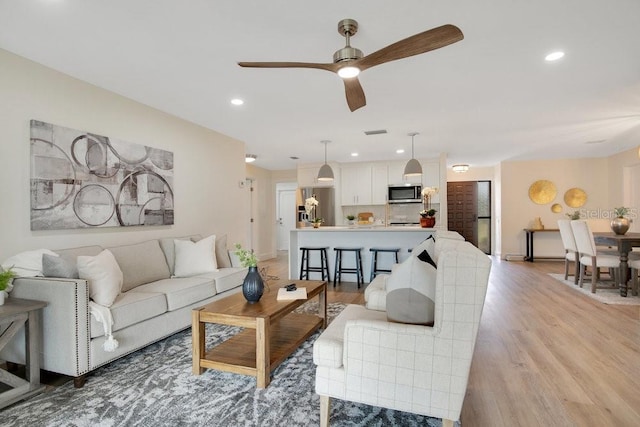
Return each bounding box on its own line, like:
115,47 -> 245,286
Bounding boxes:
293,226 -> 441,232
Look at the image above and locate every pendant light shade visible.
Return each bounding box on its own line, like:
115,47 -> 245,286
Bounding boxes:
317,140 -> 334,181
404,132 -> 422,177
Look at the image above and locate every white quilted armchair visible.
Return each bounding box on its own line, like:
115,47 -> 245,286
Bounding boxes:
313,238 -> 491,426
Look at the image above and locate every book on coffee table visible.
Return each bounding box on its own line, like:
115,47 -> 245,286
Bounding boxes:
277,287 -> 307,301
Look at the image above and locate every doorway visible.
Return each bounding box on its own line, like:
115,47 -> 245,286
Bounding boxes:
276,183 -> 298,251
447,180 -> 491,254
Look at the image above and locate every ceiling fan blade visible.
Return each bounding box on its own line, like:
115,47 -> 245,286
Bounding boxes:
238,61 -> 338,73
343,77 -> 366,112
357,24 -> 463,71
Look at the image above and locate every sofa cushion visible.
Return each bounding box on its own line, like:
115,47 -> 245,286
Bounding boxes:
313,304 -> 387,369
55,245 -> 104,259
42,253 -> 79,279
90,290 -> 167,338
385,255 -> 436,326
77,249 -> 123,307
214,234 -> 232,269
174,235 -> 218,277
132,276 -> 216,311
108,240 -> 171,292
195,267 -> 247,293
158,235 -> 202,276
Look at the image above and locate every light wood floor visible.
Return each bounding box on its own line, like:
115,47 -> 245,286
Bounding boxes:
260,252 -> 640,427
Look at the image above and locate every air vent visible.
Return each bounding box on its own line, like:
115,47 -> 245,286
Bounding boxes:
364,129 -> 387,135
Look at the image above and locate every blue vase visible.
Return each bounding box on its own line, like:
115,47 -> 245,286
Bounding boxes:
242,266 -> 264,303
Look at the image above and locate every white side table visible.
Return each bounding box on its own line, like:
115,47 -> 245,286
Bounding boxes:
0,297 -> 47,409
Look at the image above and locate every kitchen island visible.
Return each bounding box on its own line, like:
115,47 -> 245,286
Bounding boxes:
289,226 -> 438,284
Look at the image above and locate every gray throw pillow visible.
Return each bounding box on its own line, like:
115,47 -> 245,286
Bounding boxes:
42,253 -> 79,279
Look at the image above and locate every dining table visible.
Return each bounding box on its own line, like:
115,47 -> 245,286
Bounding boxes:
593,232 -> 640,297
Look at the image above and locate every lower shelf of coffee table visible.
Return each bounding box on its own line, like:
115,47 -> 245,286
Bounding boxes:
200,312 -> 322,376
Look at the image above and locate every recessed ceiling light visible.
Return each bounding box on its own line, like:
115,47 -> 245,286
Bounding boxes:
585,139 -> 606,144
545,51 -> 565,61
351,152 -> 358,157
396,149 -> 405,154
231,98 -> 244,106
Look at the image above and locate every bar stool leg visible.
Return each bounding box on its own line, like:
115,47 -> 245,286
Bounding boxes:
321,249 -> 328,281
299,249 -> 307,280
370,251 -> 378,283
333,250 -> 340,287
356,251 -> 363,288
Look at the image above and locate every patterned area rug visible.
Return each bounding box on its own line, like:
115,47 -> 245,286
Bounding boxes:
548,273 -> 640,305
0,302 -> 446,427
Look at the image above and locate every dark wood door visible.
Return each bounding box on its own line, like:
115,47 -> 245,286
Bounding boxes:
448,181 -> 478,246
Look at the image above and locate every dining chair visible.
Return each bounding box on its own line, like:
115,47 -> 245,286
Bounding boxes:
570,220 -> 619,293
557,219 -> 579,284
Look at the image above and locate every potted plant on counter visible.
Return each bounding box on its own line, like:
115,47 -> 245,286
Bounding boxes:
312,217 -> 324,229
420,209 -> 437,228
611,207 -> 631,235
234,244 -> 264,303
346,215 -> 355,226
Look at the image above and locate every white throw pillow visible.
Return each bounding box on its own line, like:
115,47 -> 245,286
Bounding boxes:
385,255 -> 437,325
77,249 -> 123,307
174,235 -> 218,277
1,248 -> 58,277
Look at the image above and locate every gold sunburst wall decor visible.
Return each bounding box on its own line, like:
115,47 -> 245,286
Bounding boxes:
564,188 -> 587,208
528,180 -> 557,204
551,203 -> 562,213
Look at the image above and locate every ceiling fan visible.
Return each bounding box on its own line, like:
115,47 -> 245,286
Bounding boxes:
238,19 -> 463,112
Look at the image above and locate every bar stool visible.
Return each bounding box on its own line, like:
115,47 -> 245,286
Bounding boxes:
333,247 -> 364,288
369,247 -> 401,282
299,247 -> 330,281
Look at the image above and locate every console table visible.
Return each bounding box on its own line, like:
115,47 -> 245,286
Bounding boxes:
0,298 -> 47,409
523,228 -> 560,262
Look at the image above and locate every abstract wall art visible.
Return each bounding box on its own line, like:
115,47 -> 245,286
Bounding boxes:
30,120 -> 174,230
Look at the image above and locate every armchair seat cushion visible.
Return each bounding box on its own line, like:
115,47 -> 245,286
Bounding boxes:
313,304 -> 387,369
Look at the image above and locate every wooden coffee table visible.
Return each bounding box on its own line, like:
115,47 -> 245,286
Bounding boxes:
191,279 -> 326,388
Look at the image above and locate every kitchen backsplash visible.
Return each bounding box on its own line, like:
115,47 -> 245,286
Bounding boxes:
340,203 -> 440,226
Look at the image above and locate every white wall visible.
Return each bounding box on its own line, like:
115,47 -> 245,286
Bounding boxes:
0,49 -> 247,261
500,157 -> 611,259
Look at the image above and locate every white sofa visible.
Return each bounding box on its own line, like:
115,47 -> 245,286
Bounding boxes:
313,233 -> 491,426
1,235 -> 247,387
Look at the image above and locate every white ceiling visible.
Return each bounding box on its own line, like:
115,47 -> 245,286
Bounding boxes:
2,0 -> 640,171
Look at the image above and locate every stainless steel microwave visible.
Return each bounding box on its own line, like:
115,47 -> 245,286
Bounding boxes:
387,184 -> 422,203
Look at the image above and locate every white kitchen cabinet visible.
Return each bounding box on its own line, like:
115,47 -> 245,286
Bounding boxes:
371,163 -> 388,205
340,164 -> 372,205
422,161 -> 440,203
298,165 -> 334,187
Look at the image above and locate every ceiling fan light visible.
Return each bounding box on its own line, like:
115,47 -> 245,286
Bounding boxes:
337,66 -> 360,78
403,158 -> 422,177
317,163 -> 334,181
452,164 -> 469,173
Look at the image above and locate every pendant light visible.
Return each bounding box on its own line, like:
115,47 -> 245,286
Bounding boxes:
317,140 -> 334,181
403,132 -> 422,177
